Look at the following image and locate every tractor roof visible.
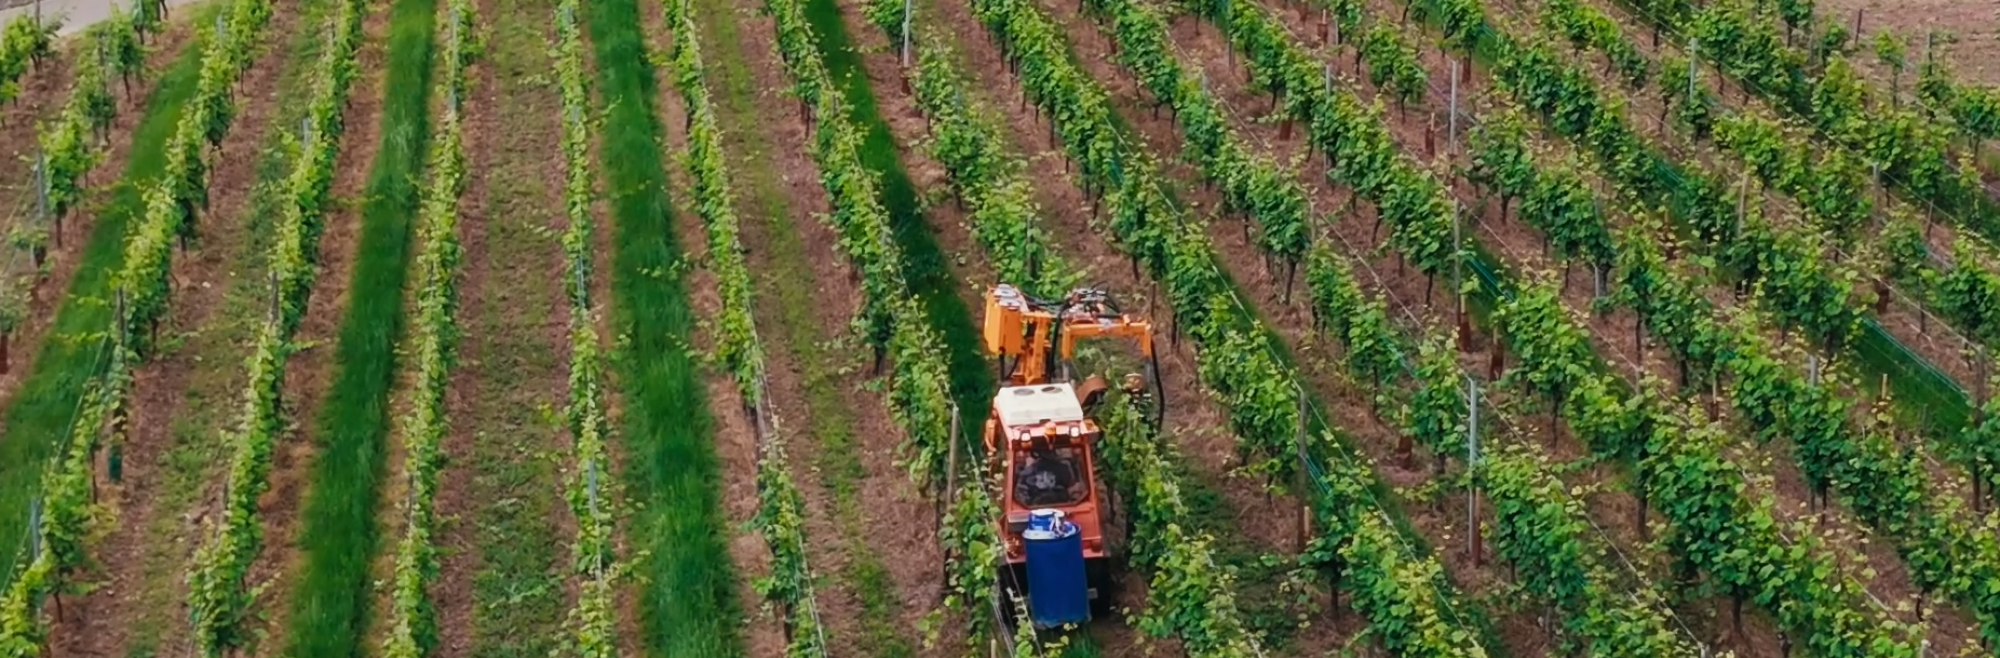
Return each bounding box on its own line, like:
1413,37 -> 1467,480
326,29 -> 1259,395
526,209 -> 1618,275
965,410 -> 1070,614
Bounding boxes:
994,383 -> 1085,429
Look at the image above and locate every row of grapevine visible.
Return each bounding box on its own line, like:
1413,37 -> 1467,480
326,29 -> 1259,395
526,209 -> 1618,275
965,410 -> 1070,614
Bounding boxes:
1626,0 -> 1989,229
758,0 -> 1006,640
179,0 -> 366,651
0,15 -> 57,107
1530,0 -> 2000,360
661,0 -> 826,655
3,0 -> 275,653
37,13 -> 146,233
847,10 -> 1076,650
902,38 -> 1076,299
1538,0 -> 1645,89
1303,244 -> 1698,657
1918,58 -> 2000,145
550,0 -> 631,652
114,0 -> 275,356
1462,104 -> 1613,273
379,1 -> 475,656
1074,0 -> 1312,299
964,0 -> 1492,652
0,355 -> 121,658
1404,2 -> 2000,645
1181,0 -> 1927,653
544,0 -> 620,655
758,0 -> 955,500
1093,397 -> 1262,655
1191,0 -> 1460,289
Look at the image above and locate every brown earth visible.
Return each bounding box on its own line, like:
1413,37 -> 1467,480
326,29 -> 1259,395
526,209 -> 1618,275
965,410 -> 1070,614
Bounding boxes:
247,0 -> 390,651
1813,0 -> 2000,88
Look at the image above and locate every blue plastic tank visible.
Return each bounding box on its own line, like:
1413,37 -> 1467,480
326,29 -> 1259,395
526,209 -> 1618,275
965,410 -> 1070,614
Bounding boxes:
1023,510 -> 1089,628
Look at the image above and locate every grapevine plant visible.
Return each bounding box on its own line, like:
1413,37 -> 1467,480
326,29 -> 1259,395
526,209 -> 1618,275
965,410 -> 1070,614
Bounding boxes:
0,15 -> 57,108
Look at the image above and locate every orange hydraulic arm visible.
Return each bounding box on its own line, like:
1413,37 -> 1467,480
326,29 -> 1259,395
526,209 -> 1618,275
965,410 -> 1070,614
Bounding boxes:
981,284 -> 1154,387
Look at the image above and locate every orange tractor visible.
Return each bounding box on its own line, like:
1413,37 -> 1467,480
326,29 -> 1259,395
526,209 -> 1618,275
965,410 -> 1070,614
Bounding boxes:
978,284 -> 1161,630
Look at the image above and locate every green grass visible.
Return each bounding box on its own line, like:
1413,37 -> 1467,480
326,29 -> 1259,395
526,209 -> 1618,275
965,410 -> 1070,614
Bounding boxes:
461,0 -> 568,652
115,1 -> 335,653
797,0 -> 991,433
0,19 -> 215,579
278,0 -> 435,654
579,0 -> 741,655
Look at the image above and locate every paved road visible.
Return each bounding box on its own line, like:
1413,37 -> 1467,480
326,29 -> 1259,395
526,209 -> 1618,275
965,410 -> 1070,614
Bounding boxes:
1,0 -> 203,37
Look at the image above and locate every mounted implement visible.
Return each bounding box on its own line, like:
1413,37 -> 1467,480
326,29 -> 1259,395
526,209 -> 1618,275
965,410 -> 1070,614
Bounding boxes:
978,284 -> 1162,630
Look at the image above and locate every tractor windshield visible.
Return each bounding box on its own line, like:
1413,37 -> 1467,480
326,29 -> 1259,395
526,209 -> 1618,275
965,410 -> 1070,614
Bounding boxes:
1013,446 -> 1090,507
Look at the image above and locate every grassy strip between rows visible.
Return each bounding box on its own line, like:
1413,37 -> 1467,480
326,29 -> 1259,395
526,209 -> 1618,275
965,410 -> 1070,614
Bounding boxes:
278,0 -> 436,653
0,20 -> 210,577
578,0 -> 741,652
461,0 -> 569,652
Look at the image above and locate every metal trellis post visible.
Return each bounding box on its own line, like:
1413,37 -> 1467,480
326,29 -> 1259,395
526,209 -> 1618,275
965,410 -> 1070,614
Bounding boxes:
1448,59 -> 1459,152
1466,378 -> 1480,566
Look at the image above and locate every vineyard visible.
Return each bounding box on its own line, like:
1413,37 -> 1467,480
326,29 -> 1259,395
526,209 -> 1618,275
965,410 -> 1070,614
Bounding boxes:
3,0 -> 2000,654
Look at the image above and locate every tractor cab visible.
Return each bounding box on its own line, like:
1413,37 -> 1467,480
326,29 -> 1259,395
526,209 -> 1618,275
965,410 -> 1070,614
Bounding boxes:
986,383 -> 1107,565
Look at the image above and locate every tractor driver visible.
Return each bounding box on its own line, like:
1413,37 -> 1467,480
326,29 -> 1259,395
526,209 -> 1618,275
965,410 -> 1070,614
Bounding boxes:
1015,446 -> 1085,506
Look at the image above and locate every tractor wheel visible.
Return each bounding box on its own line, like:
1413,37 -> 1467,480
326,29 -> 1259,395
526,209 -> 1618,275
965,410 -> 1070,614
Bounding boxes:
1086,558 -> 1115,617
